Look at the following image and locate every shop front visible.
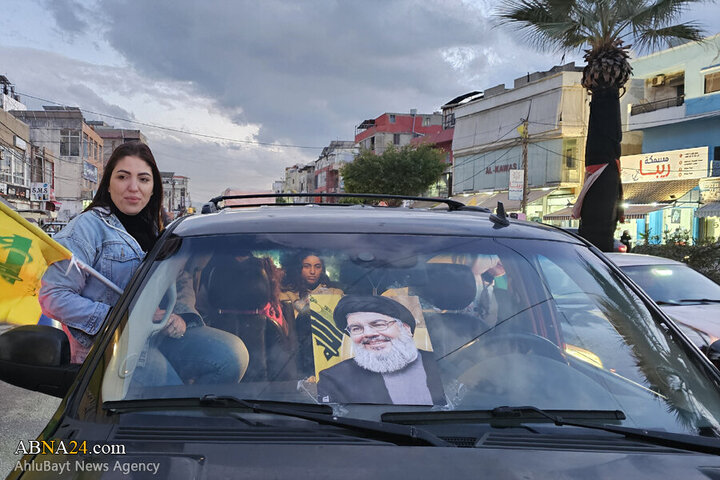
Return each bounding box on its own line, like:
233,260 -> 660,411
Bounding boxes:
619,147 -> 709,244
696,178 -> 720,242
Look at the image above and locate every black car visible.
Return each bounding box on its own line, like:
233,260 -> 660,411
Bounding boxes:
3,194 -> 720,479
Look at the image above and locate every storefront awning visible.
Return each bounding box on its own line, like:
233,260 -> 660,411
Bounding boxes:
623,179 -> 699,204
542,204 -> 666,221
623,205 -> 668,219
695,202 -> 720,218
462,189 -> 556,212
542,206 -> 574,221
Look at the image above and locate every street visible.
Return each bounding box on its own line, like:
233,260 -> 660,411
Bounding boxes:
0,324 -> 61,478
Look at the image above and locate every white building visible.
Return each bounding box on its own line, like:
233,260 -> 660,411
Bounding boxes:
452,63 -> 592,222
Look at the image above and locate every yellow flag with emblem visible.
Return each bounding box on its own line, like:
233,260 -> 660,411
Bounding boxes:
0,202 -> 72,324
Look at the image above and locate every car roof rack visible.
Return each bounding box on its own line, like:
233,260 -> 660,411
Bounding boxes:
202,193 -> 491,214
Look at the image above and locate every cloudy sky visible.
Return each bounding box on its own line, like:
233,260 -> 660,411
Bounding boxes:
0,0 -> 717,204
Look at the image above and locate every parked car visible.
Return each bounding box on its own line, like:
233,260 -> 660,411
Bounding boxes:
3,195 -> 720,479
606,252 -> 720,351
561,227 -> 627,252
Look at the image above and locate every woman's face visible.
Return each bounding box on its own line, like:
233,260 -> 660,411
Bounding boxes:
301,255 -> 323,286
109,155 -> 154,215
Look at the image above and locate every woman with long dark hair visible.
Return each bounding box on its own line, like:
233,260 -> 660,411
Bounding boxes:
280,251 -> 343,314
40,142 -> 247,385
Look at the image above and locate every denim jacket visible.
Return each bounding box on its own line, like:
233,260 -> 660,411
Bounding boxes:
39,207 -> 147,350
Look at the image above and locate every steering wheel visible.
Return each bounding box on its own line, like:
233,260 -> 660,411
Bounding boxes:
471,332 -> 567,363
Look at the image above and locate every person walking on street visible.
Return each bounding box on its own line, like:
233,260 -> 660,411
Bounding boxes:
620,230 -> 632,252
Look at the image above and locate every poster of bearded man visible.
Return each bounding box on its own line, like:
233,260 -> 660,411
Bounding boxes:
317,295 -> 445,405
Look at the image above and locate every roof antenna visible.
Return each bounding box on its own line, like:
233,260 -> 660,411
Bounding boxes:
490,201 -> 510,227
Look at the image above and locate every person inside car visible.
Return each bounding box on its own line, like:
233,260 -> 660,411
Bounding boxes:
317,295 -> 445,405
280,251 -> 343,314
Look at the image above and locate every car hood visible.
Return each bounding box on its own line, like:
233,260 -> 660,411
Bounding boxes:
13,445 -> 720,479
660,304 -> 720,340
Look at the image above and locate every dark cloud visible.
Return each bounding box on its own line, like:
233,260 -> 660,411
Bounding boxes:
82,0 -> 498,146
43,0 -> 91,36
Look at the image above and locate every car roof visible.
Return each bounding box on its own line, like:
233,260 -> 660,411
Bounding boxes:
605,252 -> 684,267
171,204 -> 585,242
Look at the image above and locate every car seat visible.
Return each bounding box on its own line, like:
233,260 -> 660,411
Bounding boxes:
204,257 -> 294,383
411,262 -> 485,359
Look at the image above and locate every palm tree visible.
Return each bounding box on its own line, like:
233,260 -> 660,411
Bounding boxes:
496,0 -> 705,251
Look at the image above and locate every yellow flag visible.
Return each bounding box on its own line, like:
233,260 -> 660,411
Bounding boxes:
308,294 -> 344,379
0,202 -> 72,324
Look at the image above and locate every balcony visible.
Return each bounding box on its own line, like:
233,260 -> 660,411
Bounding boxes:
630,95 -> 684,116
627,96 -> 686,131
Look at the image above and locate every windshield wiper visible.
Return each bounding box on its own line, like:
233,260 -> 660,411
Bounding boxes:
676,299 -> 720,304
383,406 -> 626,425
655,300 -> 682,306
103,396 -> 450,447
103,397 -> 333,415
382,406 -> 720,455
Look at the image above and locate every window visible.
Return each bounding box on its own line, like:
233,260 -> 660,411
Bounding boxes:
32,154 -> 44,183
422,116 -> 431,126
0,149 -> 10,182
705,72 -> 720,94
370,136 -> 375,151
564,139 -> 577,169
389,114 -> 396,123
393,133 -> 401,145
44,161 -> 54,188
13,151 -> 25,185
82,133 -> 89,159
60,129 -> 80,156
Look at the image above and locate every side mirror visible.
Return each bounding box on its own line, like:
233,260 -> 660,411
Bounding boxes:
0,325 -> 80,398
704,339 -> 720,371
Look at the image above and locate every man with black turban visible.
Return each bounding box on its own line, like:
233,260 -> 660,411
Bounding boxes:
317,295 -> 445,405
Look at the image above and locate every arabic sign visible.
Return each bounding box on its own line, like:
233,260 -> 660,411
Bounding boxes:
30,183 -> 50,202
620,146 -> 709,184
508,169 -> 524,201
700,178 -> 720,203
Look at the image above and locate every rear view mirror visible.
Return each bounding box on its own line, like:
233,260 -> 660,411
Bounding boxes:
0,325 -> 80,397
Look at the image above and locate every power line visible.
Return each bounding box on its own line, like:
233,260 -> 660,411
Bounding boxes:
16,91 -> 326,151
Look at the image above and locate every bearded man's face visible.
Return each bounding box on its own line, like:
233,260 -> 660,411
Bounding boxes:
346,312 -> 418,373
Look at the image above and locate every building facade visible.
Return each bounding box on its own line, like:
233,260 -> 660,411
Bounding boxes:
355,111 -> 443,154
12,107 -> 104,221
283,163 -> 315,203
623,34 -> 720,243
411,92 -> 484,198
87,121 -> 147,167
0,108 -> 34,211
313,140 -> 356,201
161,172 -> 192,218
452,64 -> 593,221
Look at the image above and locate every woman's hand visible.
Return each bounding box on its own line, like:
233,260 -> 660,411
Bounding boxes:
153,309 -> 187,338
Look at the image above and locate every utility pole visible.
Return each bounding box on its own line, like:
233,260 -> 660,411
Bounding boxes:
520,118 -> 529,214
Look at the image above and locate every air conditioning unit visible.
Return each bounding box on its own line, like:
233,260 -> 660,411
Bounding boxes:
651,74 -> 666,87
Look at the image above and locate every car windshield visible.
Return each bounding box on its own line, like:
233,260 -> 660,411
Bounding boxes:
92,233 -> 720,437
621,264 -> 720,303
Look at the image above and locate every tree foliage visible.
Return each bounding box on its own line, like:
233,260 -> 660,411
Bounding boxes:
340,144 -> 446,199
495,0 -> 705,55
496,0 -> 705,91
